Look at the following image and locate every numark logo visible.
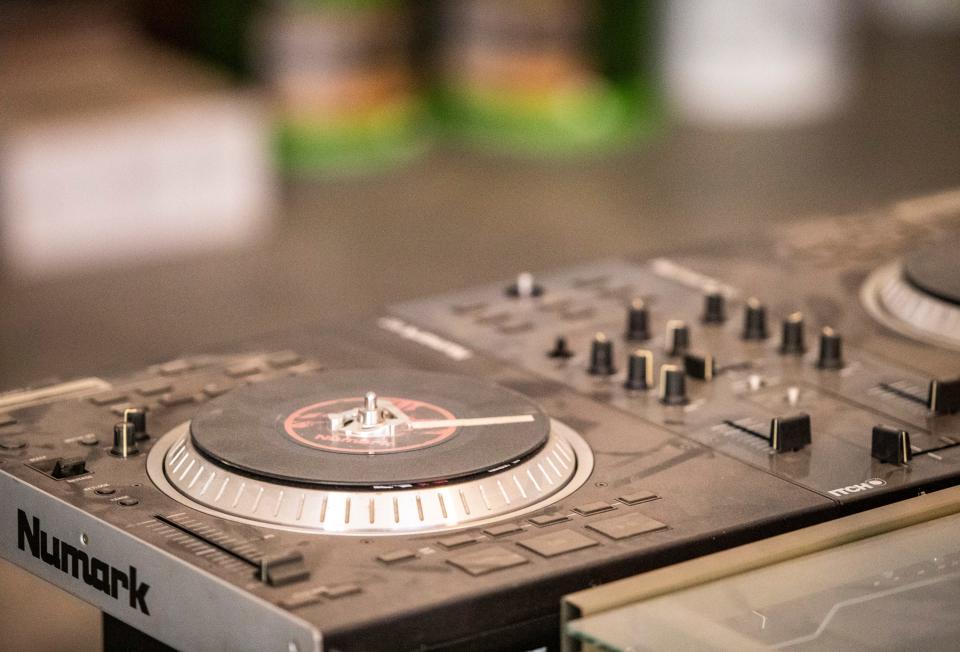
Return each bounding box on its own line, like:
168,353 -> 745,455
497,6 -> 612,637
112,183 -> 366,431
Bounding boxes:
17,509 -> 150,614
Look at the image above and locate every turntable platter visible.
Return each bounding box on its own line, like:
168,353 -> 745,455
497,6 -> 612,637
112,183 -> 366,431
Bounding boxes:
147,370 -> 592,535
190,369 -> 550,487
904,237 -> 960,306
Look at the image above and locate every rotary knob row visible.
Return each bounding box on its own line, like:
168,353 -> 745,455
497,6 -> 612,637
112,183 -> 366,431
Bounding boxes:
583,333 -> 688,405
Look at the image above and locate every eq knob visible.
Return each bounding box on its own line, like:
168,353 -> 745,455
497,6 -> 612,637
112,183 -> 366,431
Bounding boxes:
779,312 -> 806,355
659,364 -> 688,405
506,272 -> 543,298
110,421 -> 138,458
666,320 -> 690,357
816,327 -> 844,370
588,333 -> 617,376
742,298 -> 768,340
702,291 -> 726,324
625,299 -> 650,341
624,349 -> 653,390
123,407 -> 149,441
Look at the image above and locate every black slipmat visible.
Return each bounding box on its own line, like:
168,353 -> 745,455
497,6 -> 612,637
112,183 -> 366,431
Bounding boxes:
189,369 -> 549,486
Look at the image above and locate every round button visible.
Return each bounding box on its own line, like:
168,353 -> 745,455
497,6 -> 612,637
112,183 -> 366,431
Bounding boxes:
0,439 -> 26,450
95,487 -> 116,496
78,433 -> 99,446
117,498 -> 139,507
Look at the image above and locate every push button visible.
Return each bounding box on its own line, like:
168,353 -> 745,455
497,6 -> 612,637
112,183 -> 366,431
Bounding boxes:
89,391 -> 128,406
323,584 -> 361,599
528,514 -> 570,527
377,549 -> 417,564
483,523 -> 523,537
447,546 -> 529,576
586,513 -> 666,540
438,533 -> 483,550
518,530 -> 598,558
573,502 -> 615,516
617,491 -> 658,506
135,380 -> 172,396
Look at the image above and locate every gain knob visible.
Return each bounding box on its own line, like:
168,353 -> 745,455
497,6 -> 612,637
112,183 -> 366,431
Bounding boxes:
110,421 -> 139,458
816,327 -> 844,370
506,272 -> 543,298
702,291 -> 726,324
588,333 -> 617,376
659,364 -> 688,405
625,299 -> 650,341
742,298 -> 768,340
624,349 -> 653,390
123,407 -> 149,441
665,320 -> 690,357
779,312 -> 806,355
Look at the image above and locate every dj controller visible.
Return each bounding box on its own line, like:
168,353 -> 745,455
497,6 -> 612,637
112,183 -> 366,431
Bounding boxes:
1,190 -> 959,651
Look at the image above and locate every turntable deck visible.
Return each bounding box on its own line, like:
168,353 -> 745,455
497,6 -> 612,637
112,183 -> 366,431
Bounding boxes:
1,192 -> 959,650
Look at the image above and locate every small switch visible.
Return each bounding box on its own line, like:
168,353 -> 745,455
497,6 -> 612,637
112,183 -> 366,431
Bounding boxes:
871,425 -> 912,464
547,336 -> 574,359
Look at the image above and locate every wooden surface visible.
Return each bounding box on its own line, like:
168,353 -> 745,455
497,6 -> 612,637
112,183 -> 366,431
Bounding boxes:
1,29 -> 958,652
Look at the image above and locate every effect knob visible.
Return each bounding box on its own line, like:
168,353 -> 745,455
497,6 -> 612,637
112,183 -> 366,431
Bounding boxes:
816,327 -> 844,370
659,364 -> 688,405
123,407 -> 149,441
742,298 -> 768,340
779,312 -> 806,355
111,422 -> 139,458
625,299 -> 650,341
665,320 -> 690,357
588,333 -> 617,376
702,291 -> 726,324
624,349 -> 653,390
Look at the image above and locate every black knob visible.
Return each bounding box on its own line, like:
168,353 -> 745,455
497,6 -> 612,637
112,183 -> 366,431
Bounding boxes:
547,336 -> 574,359
588,333 -> 616,376
816,327 -> 844,370
928,377 -> 960,415
659,365 -> 688,405
123,407 -> 149,441
111,422 -> 138,458
624,349 -> 653,390
779,312 -> 806,355
742,298 -> 768,340
666,320 -> 690,357
625,298 -> 650,341
702,291 -> 726,324
770,414 -> 812,452
871,425 -> 912,464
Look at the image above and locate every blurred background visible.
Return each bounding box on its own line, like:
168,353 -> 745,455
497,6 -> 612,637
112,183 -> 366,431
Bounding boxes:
1,1 -> 959,649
